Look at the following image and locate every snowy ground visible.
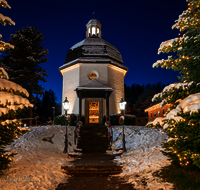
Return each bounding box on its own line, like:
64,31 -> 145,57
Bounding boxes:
0,125 -> 173,190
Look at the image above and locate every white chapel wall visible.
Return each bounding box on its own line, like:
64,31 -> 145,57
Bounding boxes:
80,63 -> 108,86
108,64 -> 124,114
62,64 -> 80,115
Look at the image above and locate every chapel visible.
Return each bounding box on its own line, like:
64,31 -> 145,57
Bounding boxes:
59,17 -> 128,125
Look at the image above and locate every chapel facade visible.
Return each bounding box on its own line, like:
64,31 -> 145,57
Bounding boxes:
59,17 -> 128,125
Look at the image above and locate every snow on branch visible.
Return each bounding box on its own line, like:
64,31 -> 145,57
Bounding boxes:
152,56 -> 172,68
0,91 -> 33,116
0,13 -> 15,26
1,119 -> 20,125
152,92 -> 162,102
0,78 -> 29,96
152,82 -> 194,102
172,10 -> 189,30
162,82 -> 193,92
0,40 -> 14,51
0,67 -> 9,79
180,93 -> 200,114
0,0 -> 11,9
0,91 -> 33,107
158,38 -> 179,54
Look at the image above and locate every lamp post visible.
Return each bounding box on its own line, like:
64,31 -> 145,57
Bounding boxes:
52,107 -> 55,125
63,97 -> 70,154
118,97 -> 127,152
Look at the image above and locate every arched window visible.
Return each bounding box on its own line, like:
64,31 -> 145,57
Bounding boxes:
89,72 -> 97,80
158,110 -> 160,116
154,112 -> 156,117
92,27 -> 95,35
162,109 -> 165,115
88,28 -> 91,36
151,113 -> 152,118
97,28 -> 99,37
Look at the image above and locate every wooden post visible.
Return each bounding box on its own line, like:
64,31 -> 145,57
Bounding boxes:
79,91 -> 82,119
106,92 -> 109,117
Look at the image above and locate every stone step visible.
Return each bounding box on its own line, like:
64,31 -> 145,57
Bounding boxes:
77,124 -> 110,152
61,166 -> 122,176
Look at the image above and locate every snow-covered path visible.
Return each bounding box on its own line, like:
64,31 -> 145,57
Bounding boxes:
0,125 -> 173,190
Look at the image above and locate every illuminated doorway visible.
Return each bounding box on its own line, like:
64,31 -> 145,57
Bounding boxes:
89,102 -> 99,123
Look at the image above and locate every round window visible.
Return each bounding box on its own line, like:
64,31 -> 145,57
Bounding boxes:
89,72 -> 97,80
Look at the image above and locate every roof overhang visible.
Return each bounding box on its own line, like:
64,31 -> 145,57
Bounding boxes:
75,89 -> 113,98
59,58 -> 128,77
74,78 -> 114,98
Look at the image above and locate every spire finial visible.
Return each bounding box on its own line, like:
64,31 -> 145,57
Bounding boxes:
93,12 -> 95,19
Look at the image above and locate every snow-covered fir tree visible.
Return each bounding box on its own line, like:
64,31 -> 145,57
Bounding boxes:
0,0 -> 33,176
0,0 -> 15,52
0,26 -> 49,125
149,0 -> 200,168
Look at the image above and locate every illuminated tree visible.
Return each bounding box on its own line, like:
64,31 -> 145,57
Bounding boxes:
0,0 -> 33,176
150,0 -> 200,168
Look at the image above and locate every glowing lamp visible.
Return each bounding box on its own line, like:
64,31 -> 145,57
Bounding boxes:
118,97 -> 126,111
63,97 -> 70,112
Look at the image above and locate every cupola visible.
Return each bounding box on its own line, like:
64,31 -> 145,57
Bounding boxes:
86,13 -> 102,38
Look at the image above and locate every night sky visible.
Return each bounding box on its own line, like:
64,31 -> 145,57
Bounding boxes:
0,0 -> 188,103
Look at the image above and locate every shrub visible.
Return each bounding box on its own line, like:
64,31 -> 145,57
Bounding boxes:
107,114 -> 135,125
124,115 -> 136,125
110,114 -> 121,125
54,115 -> 67,126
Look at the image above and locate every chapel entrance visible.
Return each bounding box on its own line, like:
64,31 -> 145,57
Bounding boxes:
89,102 -> 99,123
75,79 -> 113,125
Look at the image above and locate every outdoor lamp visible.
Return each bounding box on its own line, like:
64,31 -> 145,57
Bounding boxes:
63,97 -> 70,154
119,97 -> 126,112
63,97 -> 70,114
118,97 -> 127,152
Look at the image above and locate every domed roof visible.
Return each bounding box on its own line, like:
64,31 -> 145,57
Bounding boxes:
86,18 -> 101,26
65,37 -> 123,64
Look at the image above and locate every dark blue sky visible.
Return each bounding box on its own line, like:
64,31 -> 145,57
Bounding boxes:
0,0 -> 188,103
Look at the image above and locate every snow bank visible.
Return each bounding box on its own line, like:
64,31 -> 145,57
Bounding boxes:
112,126 -> 169,175
0,125 -> 76,190
0,125 -> 172,190
111,126 -> 173,189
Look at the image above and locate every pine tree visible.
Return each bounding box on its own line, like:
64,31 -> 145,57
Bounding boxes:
151,0 -> 200,168
0,0 -> 33,176
0,26 -> 49,125
41,89 -> 57,120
